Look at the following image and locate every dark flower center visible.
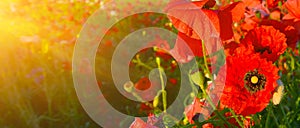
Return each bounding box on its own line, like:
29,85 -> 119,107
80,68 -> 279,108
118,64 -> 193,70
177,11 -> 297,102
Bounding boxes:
255,47 -> 272,54
244,70 -> 266,93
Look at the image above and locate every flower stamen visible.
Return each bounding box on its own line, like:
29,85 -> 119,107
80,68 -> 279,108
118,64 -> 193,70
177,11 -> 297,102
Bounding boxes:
244,70 -> 266,93
251,76 -> 259,84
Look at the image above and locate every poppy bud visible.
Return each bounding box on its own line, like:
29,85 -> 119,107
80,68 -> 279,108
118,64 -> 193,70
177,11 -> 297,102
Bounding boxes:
153,96 -> 160,108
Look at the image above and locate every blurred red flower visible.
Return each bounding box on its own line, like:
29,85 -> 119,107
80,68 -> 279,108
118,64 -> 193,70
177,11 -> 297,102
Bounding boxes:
260,20 -> 299,48
166,0 -> 245,41
220,46 -> 279,116
283,0 -> 300,22
266,0 -> 283,9
133,77 -> 162,102
241,26 -> 287,62
168,78 -> 178,85
283,0 -> 300,40
242,0 -> 262,8
165,0 -> 245,63
135,77 -> 152,91
139,102 -> 153,114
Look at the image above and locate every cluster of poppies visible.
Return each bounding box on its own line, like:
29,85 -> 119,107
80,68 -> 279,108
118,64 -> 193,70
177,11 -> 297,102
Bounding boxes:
129,0 -> 299,127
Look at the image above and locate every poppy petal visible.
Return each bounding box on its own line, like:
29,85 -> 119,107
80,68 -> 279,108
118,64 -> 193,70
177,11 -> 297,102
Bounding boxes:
283,0 -> 300,21
218,2 -> 246,40
165,0 -> 220,40
220,1 -> 246,22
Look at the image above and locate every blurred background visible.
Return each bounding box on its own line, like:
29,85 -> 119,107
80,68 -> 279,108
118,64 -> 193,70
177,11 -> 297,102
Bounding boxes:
0,0 -> 171,127
0,0 -> 101,128
0,0 -> 112,127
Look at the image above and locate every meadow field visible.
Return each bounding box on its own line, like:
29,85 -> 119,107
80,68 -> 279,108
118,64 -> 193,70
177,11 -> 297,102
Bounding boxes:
0,0 -> 299,127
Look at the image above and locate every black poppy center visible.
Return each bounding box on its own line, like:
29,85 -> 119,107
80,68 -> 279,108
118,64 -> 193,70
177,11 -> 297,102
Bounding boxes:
255,47 -> 272,54
244,69 -> 266,93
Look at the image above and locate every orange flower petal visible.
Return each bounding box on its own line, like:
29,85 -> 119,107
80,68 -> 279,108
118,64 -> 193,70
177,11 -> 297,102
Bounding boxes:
242,0 -> 262,8
165,0 -> 220,40
220,1 -> 246,22
283,0 -> 300,21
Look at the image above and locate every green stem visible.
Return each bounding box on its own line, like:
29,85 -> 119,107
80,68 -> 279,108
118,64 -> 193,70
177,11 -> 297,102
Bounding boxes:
201,40 -> 232,127
229,109 -> 243,127
205,92 -> 231,127
156,57 -> 167,113
132,55 -> 152,70
201,40 -> 212,78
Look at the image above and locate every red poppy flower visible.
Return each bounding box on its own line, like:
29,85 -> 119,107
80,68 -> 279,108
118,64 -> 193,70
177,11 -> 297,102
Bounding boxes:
260,19 -> 299,48
168,78 -> 178,85
134,77 -> 161,101
165,1 -> 219,40
283,0 -> 300,40
241,26 -> 287,62
135,77 -> 152,91
165,0 -> 245,41
165,0 -> 245,63
283,0 -> 300,22
220,46 -> 279,116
